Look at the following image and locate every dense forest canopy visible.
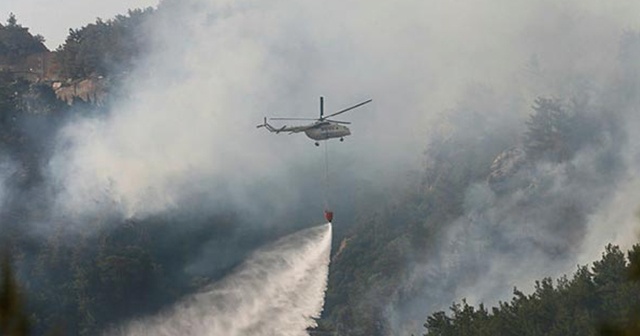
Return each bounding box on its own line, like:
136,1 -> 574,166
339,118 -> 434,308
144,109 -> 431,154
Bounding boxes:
55,8 -> 154,79
424,244 -> 640,336
0,13 -> 47,61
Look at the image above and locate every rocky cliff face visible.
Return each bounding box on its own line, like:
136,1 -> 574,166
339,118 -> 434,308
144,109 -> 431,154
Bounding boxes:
52,76 -> 109,106
487,146 -> 528,193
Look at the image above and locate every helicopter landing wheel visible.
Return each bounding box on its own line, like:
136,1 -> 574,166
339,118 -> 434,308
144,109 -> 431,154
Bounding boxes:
315,142 -> 320,147
340,137 -> 344,142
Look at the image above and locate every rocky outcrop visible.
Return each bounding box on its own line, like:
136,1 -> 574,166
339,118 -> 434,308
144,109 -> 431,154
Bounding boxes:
487,147 -> 528,193
332,236 -> 354,261
52,76 -> 109,105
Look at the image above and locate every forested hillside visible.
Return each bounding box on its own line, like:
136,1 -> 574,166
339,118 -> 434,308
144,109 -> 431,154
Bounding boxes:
55,8 -> 154,80
1,4 -> 640,336
317,29 -> 640,335
424,244 -> 640,336
0,11 -> 316,336
0,13 -> 46,61
0,10 -> 194,335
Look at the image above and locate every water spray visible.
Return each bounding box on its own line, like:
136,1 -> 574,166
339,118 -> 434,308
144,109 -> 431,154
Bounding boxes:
113,223 -> 333,336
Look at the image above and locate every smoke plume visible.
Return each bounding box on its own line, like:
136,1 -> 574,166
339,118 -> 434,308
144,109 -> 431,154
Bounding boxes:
14,0 -> 640,334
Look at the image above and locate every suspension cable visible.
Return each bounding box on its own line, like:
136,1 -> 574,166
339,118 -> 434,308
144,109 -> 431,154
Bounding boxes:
323,140 -> 329,211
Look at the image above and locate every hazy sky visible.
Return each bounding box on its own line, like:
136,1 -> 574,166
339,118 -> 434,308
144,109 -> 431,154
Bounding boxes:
0,0 -> 158,49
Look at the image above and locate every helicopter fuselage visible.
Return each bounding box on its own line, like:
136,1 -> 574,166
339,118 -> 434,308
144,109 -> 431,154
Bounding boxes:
305,122 -> 351,141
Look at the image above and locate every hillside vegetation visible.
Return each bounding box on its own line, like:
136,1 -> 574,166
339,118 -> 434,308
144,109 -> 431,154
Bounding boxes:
0,8 -> 640,336
424,245 -> 640,336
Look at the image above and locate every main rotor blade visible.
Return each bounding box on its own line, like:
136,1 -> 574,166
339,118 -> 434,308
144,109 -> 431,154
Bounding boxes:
270,117 -> 319,121
323,99 -> 372,119
326,119 -> 351,124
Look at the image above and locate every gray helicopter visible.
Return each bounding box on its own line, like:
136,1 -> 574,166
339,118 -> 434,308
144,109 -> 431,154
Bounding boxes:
257,96 -> 372,146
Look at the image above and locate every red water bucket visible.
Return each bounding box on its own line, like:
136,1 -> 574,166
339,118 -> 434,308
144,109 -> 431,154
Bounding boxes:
324,210 -> 334,223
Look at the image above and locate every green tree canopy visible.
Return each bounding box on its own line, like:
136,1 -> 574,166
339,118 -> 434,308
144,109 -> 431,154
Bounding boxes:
56,8 -> 154,79
0,13 -> 48,60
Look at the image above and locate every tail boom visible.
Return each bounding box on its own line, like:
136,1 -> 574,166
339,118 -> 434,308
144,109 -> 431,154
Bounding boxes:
257,117 -> 286,133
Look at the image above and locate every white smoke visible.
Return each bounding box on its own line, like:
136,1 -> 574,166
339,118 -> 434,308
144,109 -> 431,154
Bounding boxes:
38,0 -> 640,333
47,0 -> 640,222
112,223 -> 332,336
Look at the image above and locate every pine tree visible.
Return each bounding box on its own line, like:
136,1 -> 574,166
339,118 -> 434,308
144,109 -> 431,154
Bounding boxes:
0,254 -> 30,336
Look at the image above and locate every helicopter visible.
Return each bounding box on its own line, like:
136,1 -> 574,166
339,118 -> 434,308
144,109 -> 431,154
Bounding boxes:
256,96 -> 372,146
